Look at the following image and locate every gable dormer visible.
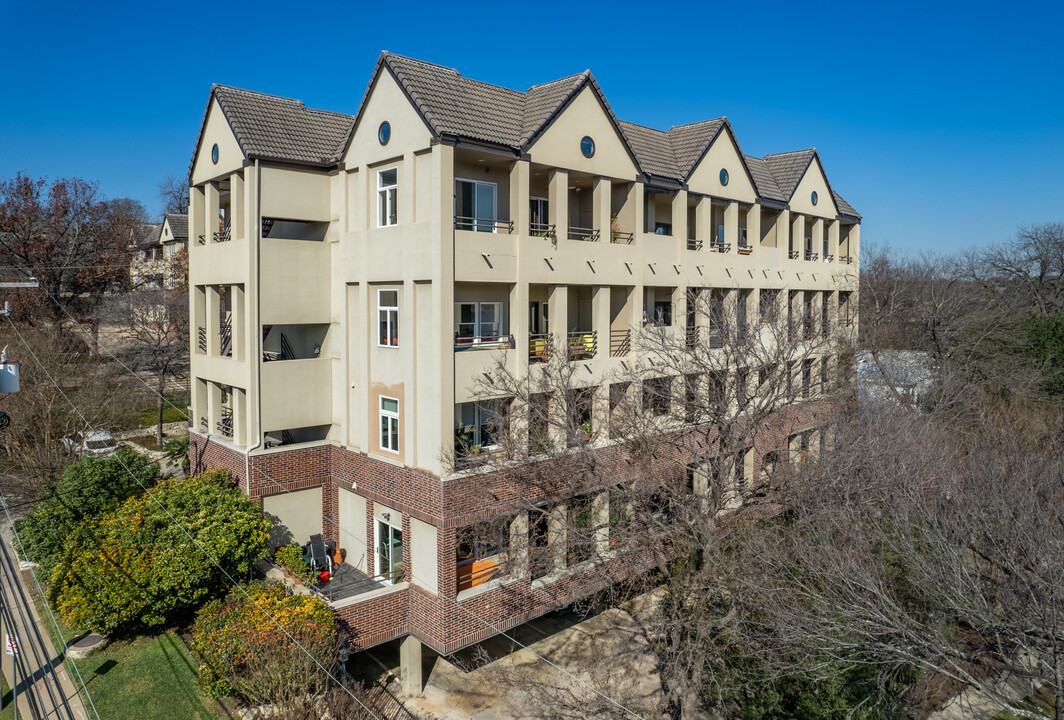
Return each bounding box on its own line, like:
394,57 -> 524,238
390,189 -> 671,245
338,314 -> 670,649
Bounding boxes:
684,122 -> 757,203
190,97 -> 246,187
785,152 -> 839,219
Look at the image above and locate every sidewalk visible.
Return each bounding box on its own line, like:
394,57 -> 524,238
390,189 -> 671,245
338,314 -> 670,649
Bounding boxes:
0,523 -> 89,720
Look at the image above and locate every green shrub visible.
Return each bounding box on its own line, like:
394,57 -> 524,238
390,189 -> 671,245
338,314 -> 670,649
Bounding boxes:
274,544 -> 312,582
14,448 -> 159,577
48,469 -> 270,633
191,582 -> 337,703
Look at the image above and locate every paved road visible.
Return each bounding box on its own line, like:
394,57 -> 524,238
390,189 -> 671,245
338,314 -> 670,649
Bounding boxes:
0,530 -> 88,720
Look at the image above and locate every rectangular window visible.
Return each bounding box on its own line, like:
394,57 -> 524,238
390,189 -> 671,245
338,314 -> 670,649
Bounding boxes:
380,396 -> 399,453
453,301 -> 506,346
378,289 -> 399,347
377,167 -> 398,227
530,197 -> 549,229
375,519 -> 404,584
759,288 -> 779,323
456,518 -> 508,590
455,179 -> 497,232
644,377 -> 672,416
456,399 -> 505,450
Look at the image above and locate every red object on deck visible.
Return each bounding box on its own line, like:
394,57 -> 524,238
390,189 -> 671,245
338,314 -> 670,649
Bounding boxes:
319,570 -> 330,583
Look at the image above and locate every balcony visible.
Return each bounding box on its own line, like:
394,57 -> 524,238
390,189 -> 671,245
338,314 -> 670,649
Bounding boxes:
567,331 -> 597,360
737,228 -> 752,255
529,333 -> 552,363
609,329 -> 630,357
529,222 -> 557,240
610,230 -> 634,245
454,333 -> 514,350
710,241 -> 731,253
805,250 -> 820,261
840,255 -> 853,264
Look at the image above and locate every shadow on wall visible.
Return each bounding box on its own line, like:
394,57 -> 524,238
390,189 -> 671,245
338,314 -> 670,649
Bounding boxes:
264,512 -> 295,551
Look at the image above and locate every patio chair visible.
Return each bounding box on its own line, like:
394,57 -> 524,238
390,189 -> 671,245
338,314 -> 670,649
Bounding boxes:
305,534 -> 332,574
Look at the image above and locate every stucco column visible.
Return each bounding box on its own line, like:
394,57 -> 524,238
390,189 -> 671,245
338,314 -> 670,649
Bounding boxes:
232,388 -> 247,446
510,281 -> 529,370
548,169 -> 568,240
548,283 -> 568,355
510,160 -> 530,235
592,177 -> 611,239
777,209 -> 790,264
746,203 -> 761,255
207,381 -> 223,436
671,189 -> 688,250
205,181 -> 220,243
724,201 -> 738,250
232,285 -> 246,362
400,152 -> 416,226
791,214 -> 805,260
400,636 -> 422,696
509,511 -> 529,578
813,218 -> 824,260
231,171 -> 245,240
851,224 -> 861,270
633,183 -> 645,238
206,286 -> 221,355
593,491 -> 609,555
592,285 -> 610,360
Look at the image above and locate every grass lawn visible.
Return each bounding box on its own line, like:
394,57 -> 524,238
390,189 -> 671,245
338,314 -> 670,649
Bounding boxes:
31,596 -> 233,720
135,392 -> 190,429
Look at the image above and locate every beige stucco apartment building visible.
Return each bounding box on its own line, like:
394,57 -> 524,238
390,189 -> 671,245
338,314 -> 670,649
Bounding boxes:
186,52 -> 859,687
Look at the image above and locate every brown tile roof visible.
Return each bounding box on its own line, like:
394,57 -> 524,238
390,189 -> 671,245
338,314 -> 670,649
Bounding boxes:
762,149 -> 816,200
163,213 -> 188,241
212,85 -> 355,166
134,223 -> 162,249
667,119 -> 726,178
617,121 -> 681,179
833,191 -> 861,219
744,156 -> 786,204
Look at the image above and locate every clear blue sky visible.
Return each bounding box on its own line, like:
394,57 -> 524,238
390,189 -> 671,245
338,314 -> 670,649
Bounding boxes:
2,0 -> 1061,255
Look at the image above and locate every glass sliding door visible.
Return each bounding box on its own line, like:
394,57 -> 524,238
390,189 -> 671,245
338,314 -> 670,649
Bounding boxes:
375,519 -> 404,584
455,179 -> 497,232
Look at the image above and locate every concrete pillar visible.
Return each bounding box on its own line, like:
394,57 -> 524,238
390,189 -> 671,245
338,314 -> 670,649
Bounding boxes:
592,285 -> 610,360
548,283 -> 568,353
549,502 -> 567,572
746,203 -> 761,254
813,218 -> 824,260
671,189 -> 688,250
190,184 -> 205,246
510,511 -> 529,577
207,381 -> 223,435
724,201 -> 739,250
791,214 -> 805,260
400,635 -> 422,696
592,177 -> 611,239
400,151 -> 416,226
633,183 -> 645,237
232,285 -> 246,362
548,169 -> 568,240
778,209 -> 790,264
510,160 -> 530,235
851,224 -> 861,270
510,282 -> 529,371
206,286 -> 221,355
231,171 -> 245,240
232,388 -> 247,446
593,490 -> 609,555
697,196 -> 712,249
205,181 -> 220,243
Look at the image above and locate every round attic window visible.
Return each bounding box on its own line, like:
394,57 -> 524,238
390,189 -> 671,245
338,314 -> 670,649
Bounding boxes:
580,136 -> 595,158
211,143 -> 219,164
811,191 -> 819,206
378,121 -> 391,146
719,168 -> 729,186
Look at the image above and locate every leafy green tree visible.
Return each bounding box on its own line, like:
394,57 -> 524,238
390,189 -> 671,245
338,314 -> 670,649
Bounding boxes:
191,582 -> 337,705
14,447 -> 159,577
49,469 -> 270,633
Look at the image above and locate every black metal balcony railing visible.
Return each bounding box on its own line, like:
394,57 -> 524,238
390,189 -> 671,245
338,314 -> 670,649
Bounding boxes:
453,333 -> 515,350
840,255 -> 853,264
454,217 -> 514,233
710,241 -> 731,253
685,326 -> 699,349
197,234 -> 206,245
737,244 -> 753,255
567,331 -> 597,360
213,219 -> 232,243
530,222 -> 557,239
220,316 -> 232,357
568,226 -> 600,242
528,333 -> 552,363
610,230 -> 634,245
708,330 -> 725,349
261,218 -> 275,237
197,326 -> 207,353
823,253 -> 834,262
789,250 -> 801,259
199,416 -> 208,432
687,238 -> 703,251
217,406 -> 233,438
609,329 -> 630,357
805,250 -> 819,261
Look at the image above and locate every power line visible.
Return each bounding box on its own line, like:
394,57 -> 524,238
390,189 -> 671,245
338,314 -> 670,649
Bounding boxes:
34,278 -> 645,717
5,316 -> 384,720
0,489 -> 101,720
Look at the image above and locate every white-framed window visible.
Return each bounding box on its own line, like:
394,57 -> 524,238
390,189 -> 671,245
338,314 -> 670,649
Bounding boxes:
453,301 -> 505,346
379,395 -> 399,453
455,399 -> 504,450
455,179 -> 497,232
375,518 -> 404,584
377,167 -> 398,227
378,289 -> 399,347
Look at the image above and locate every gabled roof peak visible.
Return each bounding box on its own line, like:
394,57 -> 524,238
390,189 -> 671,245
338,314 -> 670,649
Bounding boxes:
667,116 -> 728,133
763,147 -> 817,159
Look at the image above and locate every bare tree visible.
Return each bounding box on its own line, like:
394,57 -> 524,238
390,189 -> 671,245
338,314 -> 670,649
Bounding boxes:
975,222 -> 1064,315
157,175 -> 190,215
103,288 -> 188,445
449,282 -> 849,719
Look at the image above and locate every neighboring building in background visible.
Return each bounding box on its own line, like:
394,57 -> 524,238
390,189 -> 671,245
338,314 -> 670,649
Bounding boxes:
130,213 -> 188,289
185,53 -> 860,689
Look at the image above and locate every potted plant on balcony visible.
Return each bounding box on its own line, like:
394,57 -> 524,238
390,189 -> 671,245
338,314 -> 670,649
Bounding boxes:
580,421 -> 593,441
274,544 -> 313,584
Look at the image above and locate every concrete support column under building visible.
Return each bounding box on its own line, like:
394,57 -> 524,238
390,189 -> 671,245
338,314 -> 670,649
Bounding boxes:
399,635 -> 422,696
